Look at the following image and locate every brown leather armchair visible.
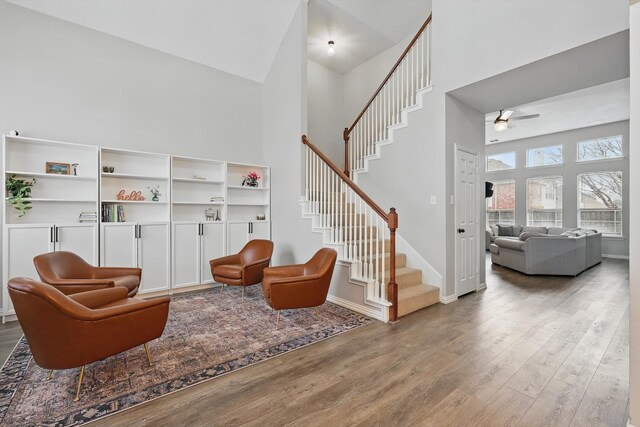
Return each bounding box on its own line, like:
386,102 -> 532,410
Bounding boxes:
262,248 -> 337,328
210,239 -> 274,298
34,251 -> 141,297
8,277 -> 170,401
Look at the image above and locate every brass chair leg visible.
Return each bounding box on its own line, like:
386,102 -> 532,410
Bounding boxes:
242,287 -> 245,299
74,366 -> 85,402
275,310 -> 280,330
220,283 -> 225,294
47,370 -> 53,381
143,342 -> 153,367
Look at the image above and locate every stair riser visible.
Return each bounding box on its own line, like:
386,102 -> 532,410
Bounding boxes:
398,288 -> 439,317
384,269 -> 422,289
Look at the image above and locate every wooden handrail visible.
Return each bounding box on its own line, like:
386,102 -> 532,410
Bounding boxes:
346,13 -> 432,135
303,135 -> 388,222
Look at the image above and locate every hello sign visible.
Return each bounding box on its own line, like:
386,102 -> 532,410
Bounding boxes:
117,190 -> 146,201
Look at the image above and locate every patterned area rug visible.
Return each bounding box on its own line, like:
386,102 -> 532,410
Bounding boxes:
0,286 -> 372,426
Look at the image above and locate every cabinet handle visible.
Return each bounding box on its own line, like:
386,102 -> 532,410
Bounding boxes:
200,223 -> 204,236
55,226 -> 59,243
134,224 -> 139,239
138,224 -> 142,239
50,226 -> 54,243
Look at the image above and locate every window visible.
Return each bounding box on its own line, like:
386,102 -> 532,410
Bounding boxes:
527,176 -> 562,227
486,152 -> 516,172
577,135 -> 623,162
526,145 -> 563,167
578,171 -> 623,236
486,180 -> 515,226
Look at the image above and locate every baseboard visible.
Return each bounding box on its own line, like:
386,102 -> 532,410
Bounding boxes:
627,419 -> 635,427
441,294 -> 458,304
478,282 -> 487,291
327,294 -> 386,322
603,254 -> 629,259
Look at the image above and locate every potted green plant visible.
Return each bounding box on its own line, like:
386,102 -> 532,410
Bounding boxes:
6,175 -> 36,217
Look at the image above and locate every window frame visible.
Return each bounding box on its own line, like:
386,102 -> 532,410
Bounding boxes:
486,179 -> 516,226
526,144 -> 564,169
526,175 -> 563,228
576,135 -> 624,163
577,170 -> 623,237
486,151 -> 517,172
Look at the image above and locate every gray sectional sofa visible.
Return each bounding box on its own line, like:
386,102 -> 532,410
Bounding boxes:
487,225 -> 602,276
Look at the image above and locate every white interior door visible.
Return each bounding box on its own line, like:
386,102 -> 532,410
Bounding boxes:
455,147 -> 479,296
228,222 -> 249,254
138,223 -> 170,293
55,224 -> 98,265
201,222 -> 225,284
250,221 -> 271,241
100,223 -> 137,267
173,222 -> 200,289
4,225 -> 54,316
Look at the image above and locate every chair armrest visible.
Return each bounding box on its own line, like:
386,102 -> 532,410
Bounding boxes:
263,273 -> 321,287
44,278 -> 115,288
264,265 -> 305,277
210,254 -> 241,269
92,266 -> 142,279
69,287 -> 128,309
244,256 -> 272,268
88,296 -> 171,321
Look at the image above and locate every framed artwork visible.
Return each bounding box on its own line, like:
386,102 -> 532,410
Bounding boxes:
46,162 -> 71,175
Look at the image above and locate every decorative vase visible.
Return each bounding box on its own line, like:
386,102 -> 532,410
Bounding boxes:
152,195 -> 159,202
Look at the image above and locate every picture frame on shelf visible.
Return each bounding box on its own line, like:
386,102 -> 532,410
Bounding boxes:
46,162 -> 71,175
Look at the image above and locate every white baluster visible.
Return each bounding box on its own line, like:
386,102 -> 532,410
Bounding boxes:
368,208 -> 374,287
379,216 -> 385,301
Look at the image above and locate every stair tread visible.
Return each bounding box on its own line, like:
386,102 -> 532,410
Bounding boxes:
398,284 -> 439,298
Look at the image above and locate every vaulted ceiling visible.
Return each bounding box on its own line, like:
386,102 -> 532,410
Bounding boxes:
7,0 -> 302,82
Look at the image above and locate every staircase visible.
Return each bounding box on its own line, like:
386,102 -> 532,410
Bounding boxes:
299,14 -> 437,322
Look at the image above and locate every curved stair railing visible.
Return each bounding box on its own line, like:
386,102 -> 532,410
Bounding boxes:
302,135 -> 399,322
343,13 -> 432,177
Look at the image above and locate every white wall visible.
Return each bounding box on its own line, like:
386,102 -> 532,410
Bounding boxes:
628,2 -> 639,425
0,0 -> 263,163
307,59 -> 344,165
263,2 -> 324,266
485,121 -> 630,258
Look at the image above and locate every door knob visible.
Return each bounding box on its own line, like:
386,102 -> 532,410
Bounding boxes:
457,228 -> 465,233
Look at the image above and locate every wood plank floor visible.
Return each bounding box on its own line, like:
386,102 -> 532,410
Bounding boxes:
0,256 -> 629,426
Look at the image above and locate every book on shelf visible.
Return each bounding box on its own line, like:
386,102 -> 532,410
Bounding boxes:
210,196 -> 224,202
78,211 -> 98,223
101,204 -> 126,222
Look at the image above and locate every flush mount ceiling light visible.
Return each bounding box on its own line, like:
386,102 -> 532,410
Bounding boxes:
327,40 -> 335,56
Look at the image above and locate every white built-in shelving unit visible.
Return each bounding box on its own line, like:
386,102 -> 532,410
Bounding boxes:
2,134 -> 271,321
2,135 -> 99,320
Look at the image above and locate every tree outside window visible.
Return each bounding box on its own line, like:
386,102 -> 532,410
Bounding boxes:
578,171 -> 623,236
577,136 -> 623,162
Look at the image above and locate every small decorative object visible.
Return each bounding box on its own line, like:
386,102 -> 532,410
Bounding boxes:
103,166 -> 115,173
242,171 -> 260,188
46,162 -> 71,175
147,185 -> 161,202
205,207 -> 216,221
71,163 -> 79,176
78,211 -> 98,223
6,175 -> 36,217
8,130 -> 19,136
215,209 -> 221,221
192,174 -> 206,181
256,214 -> 266,221
108,166 -> 115,173
116,190 -> 145,201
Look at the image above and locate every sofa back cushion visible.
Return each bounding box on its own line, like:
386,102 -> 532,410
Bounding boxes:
548,227 -> 578,236
497,225 -> 514,236
519,232 -> 554,241
522,226 -> 548,234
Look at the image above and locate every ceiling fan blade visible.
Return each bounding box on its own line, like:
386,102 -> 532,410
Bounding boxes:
500,110 -> 514,120
510,114 -> 540,121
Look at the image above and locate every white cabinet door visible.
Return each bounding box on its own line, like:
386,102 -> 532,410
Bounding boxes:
4,225 -> 54,316
173,223 -> 200,289
138,223 -> 170,293
55,224 -> 98,265
101,224 -> 137,268
228,222 -> 249,254
201,222 -> 225,284
250,221 -> 271,241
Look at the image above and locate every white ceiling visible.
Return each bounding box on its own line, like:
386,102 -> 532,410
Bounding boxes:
7,0 -> 302,83
308,0 -> 431,74
485,78 -> 630,145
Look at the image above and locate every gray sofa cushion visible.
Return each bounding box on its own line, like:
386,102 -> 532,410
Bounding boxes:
494,238 -> 527,251
522,226 -> 548,234
497,225 -> 514,236
519,232 -> 554,241
548,227 -> 578,235
489,243 -> 500,254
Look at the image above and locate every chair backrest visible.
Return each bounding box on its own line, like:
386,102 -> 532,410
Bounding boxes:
33,251 -> 93,282
304,248 -> 338,277
239,239 -> 274,265
8,277 -> 94,369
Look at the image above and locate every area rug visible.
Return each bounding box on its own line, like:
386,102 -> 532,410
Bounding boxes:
0,286 -> 372,426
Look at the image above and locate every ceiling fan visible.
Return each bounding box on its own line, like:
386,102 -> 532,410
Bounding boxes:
488,109 -> 540,131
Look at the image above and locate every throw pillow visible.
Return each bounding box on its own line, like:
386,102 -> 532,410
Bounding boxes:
497,225 -> 514,237
490,225 -> 498,236
561,230 -> 579,237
